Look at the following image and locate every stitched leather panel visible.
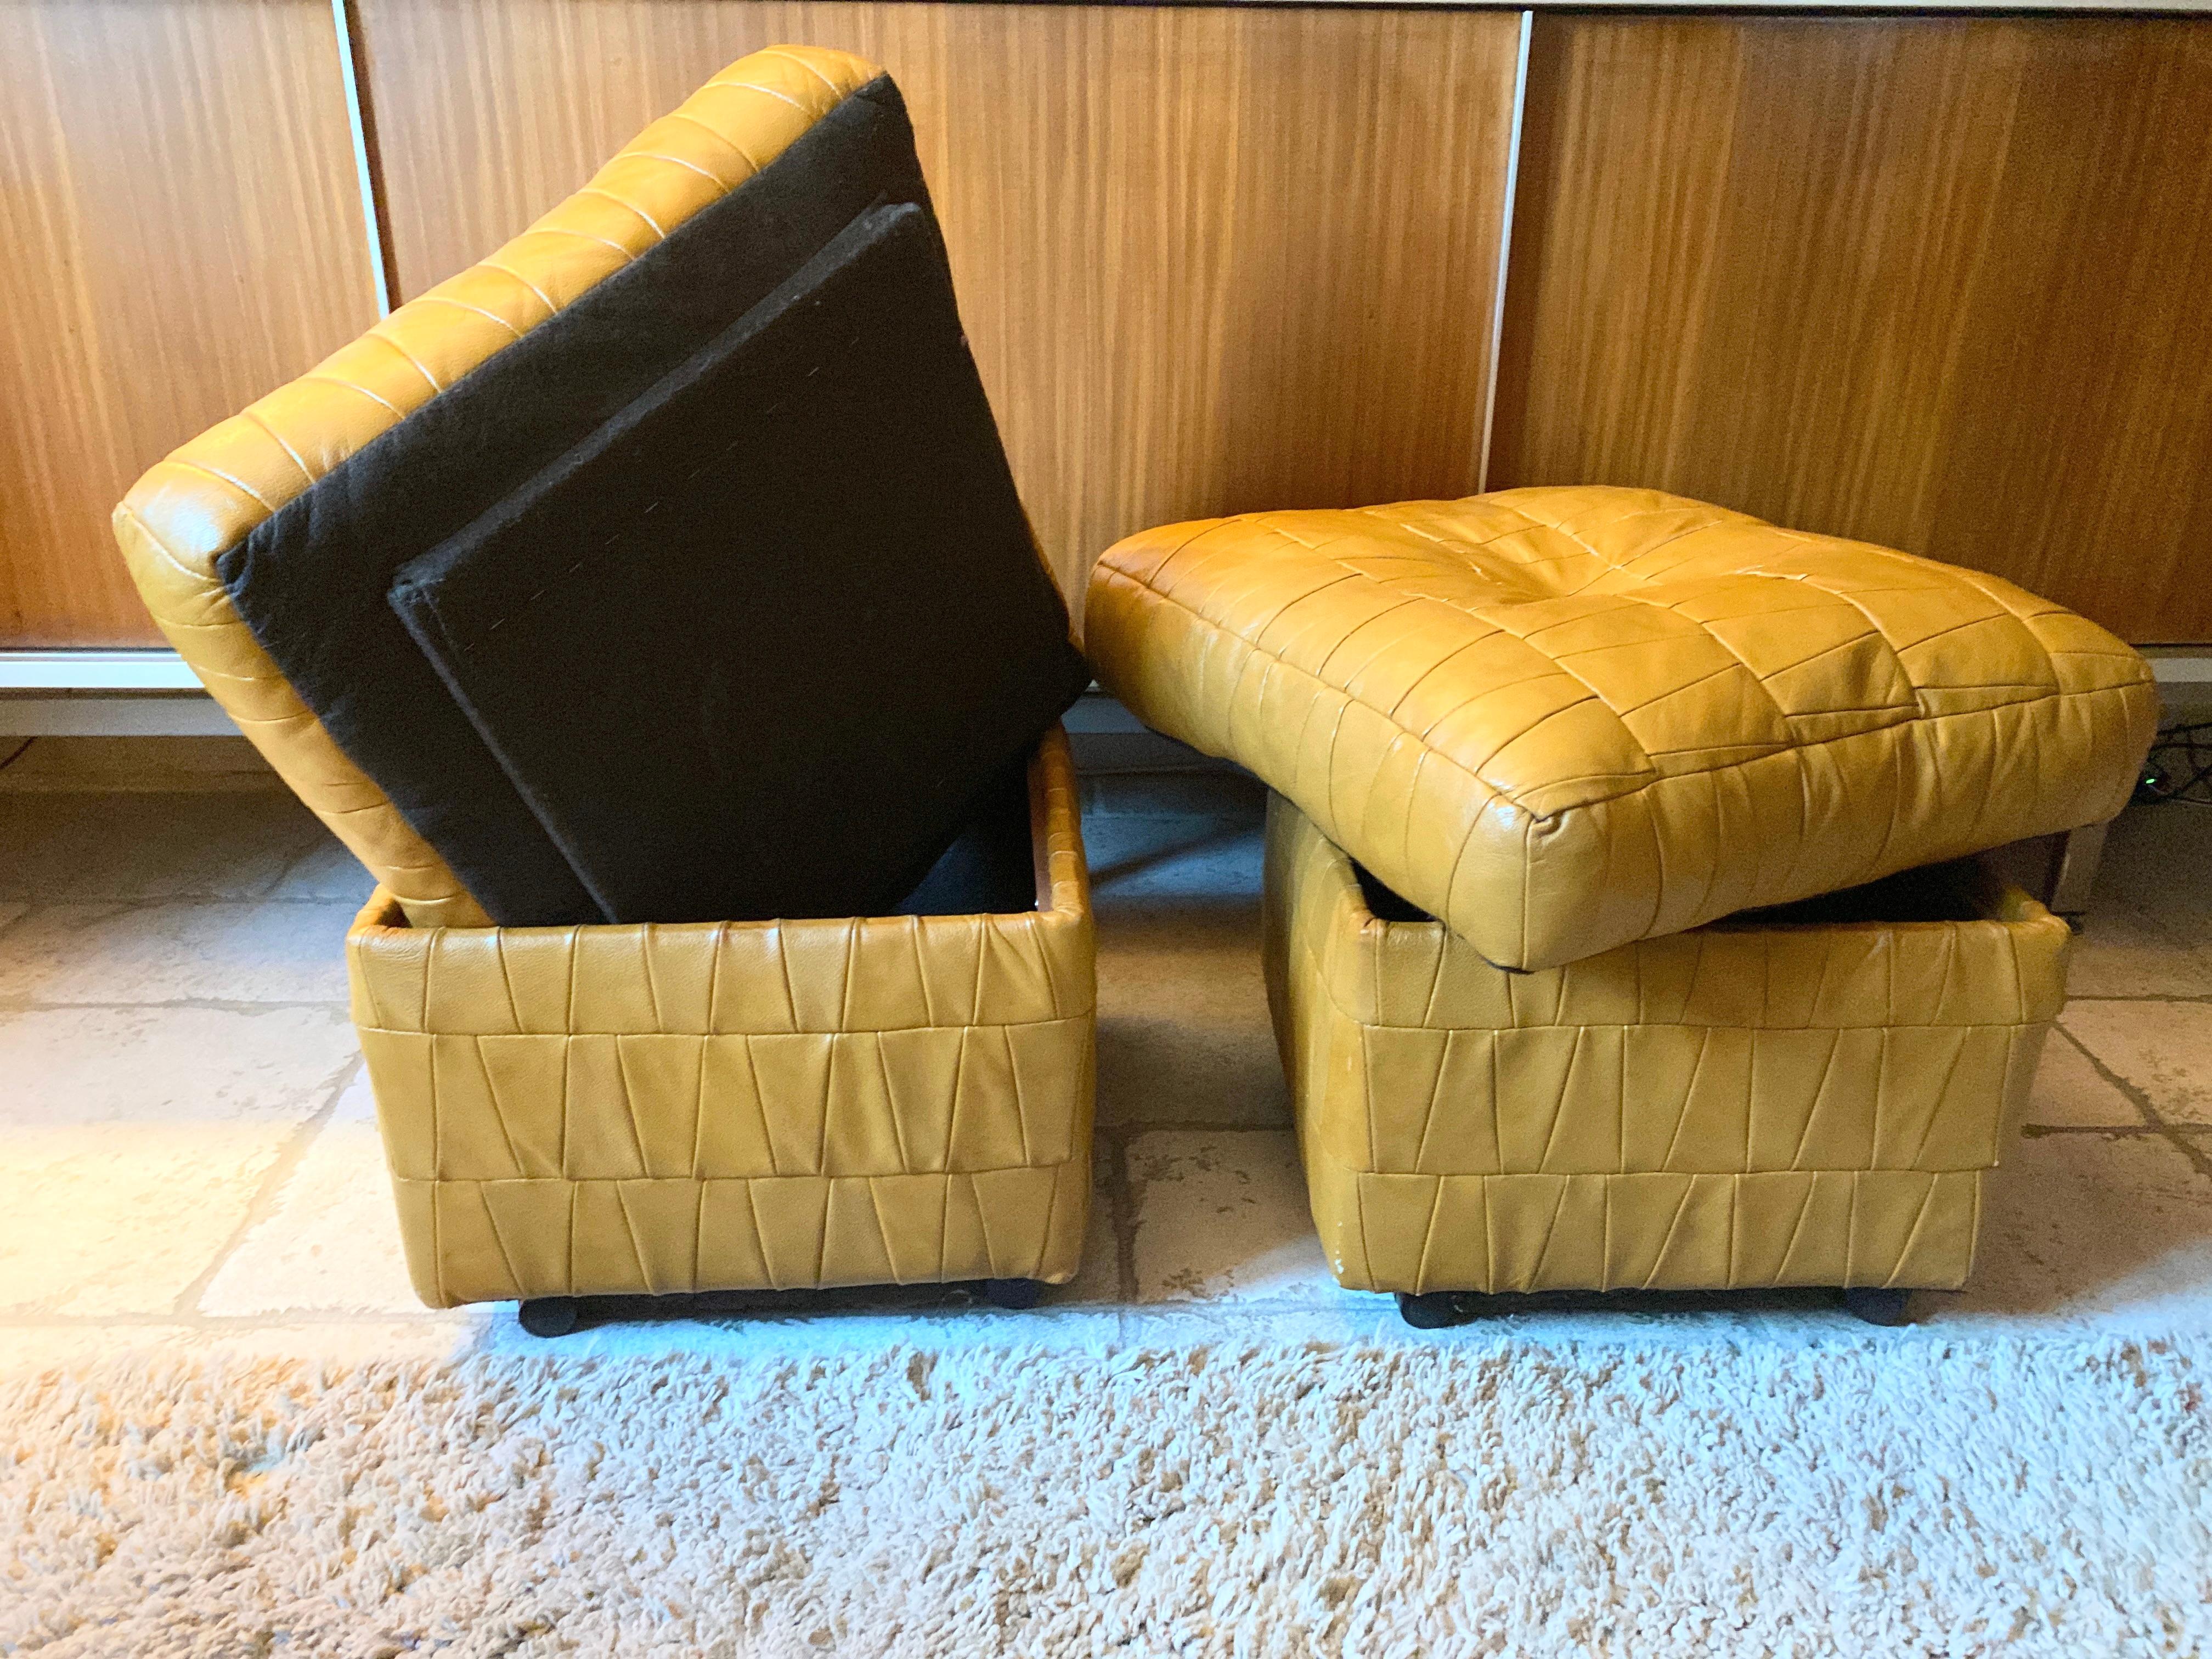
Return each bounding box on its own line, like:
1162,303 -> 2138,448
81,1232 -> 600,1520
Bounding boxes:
1092,484 -> 2159,970
1263,794 -> 2061,1293
111,46 -> 879,928
1305,1163 -> 1984,1295
389,1163 -> 1092,1307
351,729 -> 1094,1306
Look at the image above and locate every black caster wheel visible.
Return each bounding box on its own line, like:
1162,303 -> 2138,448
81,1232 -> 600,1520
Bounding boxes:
981,1278 -> 1045,1311
1841,1286 -> 1914,1327
518,1297 -> 582,1338
1396,1291 -> 1473,1330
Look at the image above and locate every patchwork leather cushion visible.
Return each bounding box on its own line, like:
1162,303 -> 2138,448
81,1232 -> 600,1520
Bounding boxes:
388,200 -> 1085,923
1090,486 -> 2159,971
115,47 -> 885,930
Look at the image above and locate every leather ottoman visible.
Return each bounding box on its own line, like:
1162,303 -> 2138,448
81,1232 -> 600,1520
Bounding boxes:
348,728 -> 1095,1317
1095,483 -> 2148,1321
112,47 -> 1097,1330
1263,794 -> 2071,1319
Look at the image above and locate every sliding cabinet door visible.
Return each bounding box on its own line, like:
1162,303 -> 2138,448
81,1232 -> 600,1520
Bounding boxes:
0,0 -> 383,646
354,1 -> 1525,620
1491,16 -> 2212,642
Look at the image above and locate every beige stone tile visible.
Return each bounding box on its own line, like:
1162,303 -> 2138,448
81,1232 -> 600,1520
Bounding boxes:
2090,802 -> 2212,924
1098,912 -> 1290,1130
1127,1130 -> 1336,1304
0,1003 -> 352,1313
0,1004 -> 356,1127
1948,1128 -> 2212,1328
267,833 -> 378,905
1088,816 -> 1265,905
1092,817 -> 1287,1130
198,1073 -> 423,1317
0,736 -> 279,794
2061,1000 -> 2212,1125
0,1324 -> 207,1375
2015,1030 -> 2148,1128
0,901 -> 354,1005
1081,766 -> 1266,820
2056,803 -> 2212,996
0,1123 -> 298,1316
0,792 -> 327,902
2064,905 -> 2212,998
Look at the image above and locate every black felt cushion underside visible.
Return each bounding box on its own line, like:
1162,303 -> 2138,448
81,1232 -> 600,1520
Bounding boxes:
218,77 -> 1084,924
389,201 -> 1082,924
889,752 -> 1038,918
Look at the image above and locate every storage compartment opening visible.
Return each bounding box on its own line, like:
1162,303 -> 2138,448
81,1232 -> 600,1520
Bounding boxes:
1353,864 -> 1436,924
1350,855 -> 1999,934
360,746 -> 1048,933
1722,859 -> 1991,928
888,753 -> 1041,917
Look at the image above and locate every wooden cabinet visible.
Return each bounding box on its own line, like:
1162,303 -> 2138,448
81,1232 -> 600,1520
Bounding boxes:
352,0 -> 1525,623
0,0 -> 383,646
1491,15 -> 2212,643
2,4 -> 2207,648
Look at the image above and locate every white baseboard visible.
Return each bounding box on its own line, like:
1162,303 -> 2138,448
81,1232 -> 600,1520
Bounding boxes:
2147,650 -> 2212,684
0,650 -> 203,691
0,696 -> 239,737
0,652 -> 235,734
2,653 -> 2206,740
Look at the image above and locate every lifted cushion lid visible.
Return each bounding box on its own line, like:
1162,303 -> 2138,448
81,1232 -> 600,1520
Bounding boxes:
216,71 -> 1082,923
1086,486 -> 2158,970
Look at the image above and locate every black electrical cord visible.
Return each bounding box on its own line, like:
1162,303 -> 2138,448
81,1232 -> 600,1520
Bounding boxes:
2136,722 -> 2212,806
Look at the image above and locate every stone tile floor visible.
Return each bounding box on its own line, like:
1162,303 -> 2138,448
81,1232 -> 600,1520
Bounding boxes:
2,735 -> 2210,1369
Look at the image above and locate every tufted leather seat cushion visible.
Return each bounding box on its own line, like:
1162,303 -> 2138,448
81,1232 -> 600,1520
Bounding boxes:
1088,486 -> 2159,970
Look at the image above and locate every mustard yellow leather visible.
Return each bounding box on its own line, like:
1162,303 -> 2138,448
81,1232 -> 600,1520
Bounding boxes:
111,46 -> 880,928
1092,486 -> 2158,972
347,729 -> 1094,1308
1262,795 -> 2071,1294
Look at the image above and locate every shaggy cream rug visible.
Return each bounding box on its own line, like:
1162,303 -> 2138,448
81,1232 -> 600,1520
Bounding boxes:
3,1335 -> 2207,1657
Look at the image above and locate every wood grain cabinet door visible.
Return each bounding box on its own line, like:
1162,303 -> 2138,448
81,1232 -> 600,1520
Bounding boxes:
350,0 -> 1526,626
1490,15 -> 2212,644
0,0 -> 382,647
12,4 -> 2203,650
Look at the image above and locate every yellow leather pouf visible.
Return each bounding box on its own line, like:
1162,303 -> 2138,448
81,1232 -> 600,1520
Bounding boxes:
1090,486 -> 2158,972
1263,794 -> 2070,1307
110,48 -> 1098,1319
349,729 -> 1095,1310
